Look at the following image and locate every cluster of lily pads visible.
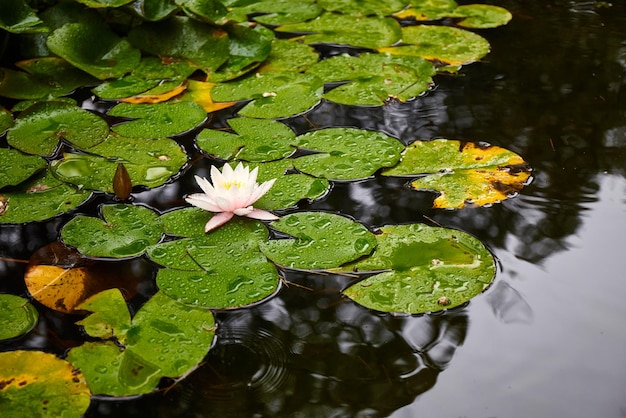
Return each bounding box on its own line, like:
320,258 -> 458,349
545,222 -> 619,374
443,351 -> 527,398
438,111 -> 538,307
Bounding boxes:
0,0 -> 527,416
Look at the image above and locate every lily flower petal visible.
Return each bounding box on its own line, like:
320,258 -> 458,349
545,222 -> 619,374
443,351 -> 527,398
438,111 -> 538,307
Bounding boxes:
244,208 -> 280,221
205,212 -> 234,233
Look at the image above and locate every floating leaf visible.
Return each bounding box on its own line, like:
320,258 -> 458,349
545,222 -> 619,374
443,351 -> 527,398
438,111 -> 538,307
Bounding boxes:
130,0 -> 180,21
0,351 -> 90,417
46,23 -> 141,79
7,101 -> 109,156
0,170 -> 92,224
0,57 -> 96,100
0,0 -> 47,33
341,224 -> 496,314
318,0 -> 407,16
260,212 -> 377,270
0,295 -> 38,341
128,16 -> 230,73
383,139 -> 531,208
307,52 -> 435,105
174,80 -> 237,113
51,135 -> 187,192
67,289 -> 215,397
292,128 -> 404,180
109,102 -> 207,138
393,0 -> 457,20
75,0 -> 135,7
0,148 -> 46,189
228,0 -> 322,26
175,0 -> 229,24
258,39 -> 319,73
380,25 -> 490,66
197,117 -> 296,162
211,71 -> 323,119
61,204 -> 162,258
454,4 -> 512,29
0,107 -> 12,134
276,13 -> 402,49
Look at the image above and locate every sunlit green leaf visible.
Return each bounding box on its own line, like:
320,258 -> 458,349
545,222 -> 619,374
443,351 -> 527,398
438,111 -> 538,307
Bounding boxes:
276,13 -> 402,49
51,135 -> 187,192
341,223 -> 496,313
211,71 -> 323,119
0,170 -> 92,224
0,351 -> 90,417
46,23 -> 141,80
109,102 -> 207,138
173,80 -> 237,112
128,16 -> 230,73
197,117 -> 296,161
7,101 -> 109,156
129,0 -> 179,21
308,52 -> 435,105
61,204 -> 162,258
175,0 -> 229,24
0,58 -> 96,100
0,0 -> 47,33
292,128 -> 404,180
258,39 -> 319,73
75,0 -> 135,7
454,4 -> 513,29
382,139 -> 532,208
394,0 -> 457,20
228,0 -> 322,25
318,0 -> 407,16
260,212 -> 377,269
0,295 -> 38,341
0,149 -> 46,189
380,25 -> 490,66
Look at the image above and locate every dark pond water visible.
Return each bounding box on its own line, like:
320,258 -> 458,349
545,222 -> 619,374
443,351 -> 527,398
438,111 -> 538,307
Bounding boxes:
2,0 -> 626,417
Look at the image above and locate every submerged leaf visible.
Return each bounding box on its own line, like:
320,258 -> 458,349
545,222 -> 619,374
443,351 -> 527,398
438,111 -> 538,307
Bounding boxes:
0,295 -> 38,341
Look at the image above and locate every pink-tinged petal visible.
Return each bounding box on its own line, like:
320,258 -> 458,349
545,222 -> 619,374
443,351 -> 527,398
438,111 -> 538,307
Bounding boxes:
204,211 -> 234,233
194,175 -> 215,195
244,208 -> 279,221
185,194 -> 222,212
234,206 -> 254,216
248,178 -> 277,204
248,166 -> 259,184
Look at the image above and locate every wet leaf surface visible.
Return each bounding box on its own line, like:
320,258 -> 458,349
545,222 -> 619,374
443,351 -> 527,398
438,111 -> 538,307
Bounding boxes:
228,0 -> 321,26
341,224 -> 496,314
318,0 -> 407,16
109,102 -> 207,138
0,295 -> 38,341
394,0 -> 458,20
174,80 -> 237,113
0,148 -> 46,189
257,39 -> 319,73
454,4 -> 513,29
0,107 -> 12,134
260,212 -> 377,269
0,351 -> 91,417
0,0 -> 47,33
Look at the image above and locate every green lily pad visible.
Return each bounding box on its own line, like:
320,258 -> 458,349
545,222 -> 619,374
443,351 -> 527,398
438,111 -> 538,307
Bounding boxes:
75,0 -> 134,7
51,135 -> 187,192
0,351 -> 91,417
307,53 -> 435,105
207,23 -> 275,82
211,71 -> 323,119
175,0 -> 229,24
129,0 -> 179,21
276,13 -> 402,49
260,212 -> 377,270
158,207 -> 270,239
109,102 -> 207,138
380,25 -> 490,66
46,22 -> 141,80
341,224 -> 495,314
0,295 -> 39,341
0,148 -> 47,189
0,57 -> 96,100
318,0 -> 407,16
292,128 -> 404,180
61,204 -> 162,258
0,170 -> 92,224
258,39 -> 319,73
7,101 -> 109,156
454,4 -> 512,29
394,0 -> 457,20
0,0 -> 47,33
197,117 -> 296,161
67,289 -> 215,396
228,0 -> 322,26
128,16 -> 230,74
382,139 -> 532,208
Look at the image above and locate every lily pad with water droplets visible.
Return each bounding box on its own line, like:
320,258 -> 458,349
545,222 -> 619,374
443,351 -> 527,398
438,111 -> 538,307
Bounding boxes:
380,25 -> 490,66
258,39 -> 319,73
454,4 -> 512,29
75,0 -> 134,7
109,102 -> 206,138
46,22 -> 141,80
276,13 -> 402,49
0,107 -> 12,134
383,139 -> 531,208
197,117 -> 296,162
7,101 -> 109,156
0,148 -> 46,189
0,0 -> 47,34
175,0 -> 229,24
129,0 -> 179,21
393,0 -> 458,20
318,0 -> 407,16
0,170 -> 92,224
307,52 -> 435,105
260,212 -> 377,270
341,223 -> 496,314
227,0 -> 322,26
292,128 -> 404,180
0,351 -> 91,417
211,71 -> 323,119
51,135 -> 187,192
67,289 -> 215,396
0,294 -> 39,341
61,204 -> 162,259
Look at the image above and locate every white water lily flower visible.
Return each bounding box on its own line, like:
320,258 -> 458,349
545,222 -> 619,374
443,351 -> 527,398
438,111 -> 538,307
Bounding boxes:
185,162 -> 278,232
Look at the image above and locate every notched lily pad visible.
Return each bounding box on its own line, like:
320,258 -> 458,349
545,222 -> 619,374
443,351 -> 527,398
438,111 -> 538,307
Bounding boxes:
0,294 -> 39,341
454,4 -> 512,29
260,212 -> 377,270
109,102 -> 207,138
0,148 -> 47,189
383,139 -> 532,208
61,203 -> 162,258
340,223 -> 496,314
